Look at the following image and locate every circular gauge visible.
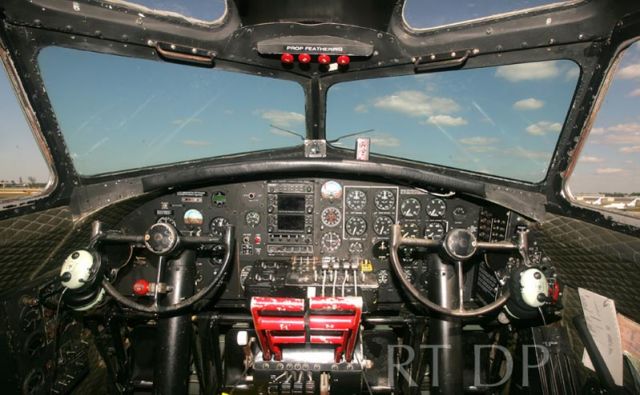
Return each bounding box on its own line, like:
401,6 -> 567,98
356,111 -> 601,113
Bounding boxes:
399,246 -> 416,264
374,190 -> 396,211
372,240 -> 390,259
373,215 -> 394,236
345,216 -> 367,237
349,241 -> 364,254
400,222 -> 420,238
377,269 -> 390,286
212,191 -> 226,207
210,244 -> 225,264
426,198 -> 447,218
453,206 -> 467,218
209,217 -> 229,237
321,181 -> 343,201
183,209 -> 204,226
157,216 -> 177,227
239,265 -> 253,289
346,189 -> 367,211
321,207 -> 342,227
425,222 -> 446,240
400,197 -> 421,218
321,232 -> 341,252
245,211 -> 261,227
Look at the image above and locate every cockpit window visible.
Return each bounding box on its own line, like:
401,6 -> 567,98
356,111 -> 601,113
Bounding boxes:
105,0 -> 226,23
326,60 -> 580,183
37,46 -> 306,176
567,41 -> 640,218
403,0 -> 573,30
0,53 -> 52,203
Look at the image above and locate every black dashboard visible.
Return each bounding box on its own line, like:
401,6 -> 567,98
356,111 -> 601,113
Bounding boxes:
112,178 -> 519,312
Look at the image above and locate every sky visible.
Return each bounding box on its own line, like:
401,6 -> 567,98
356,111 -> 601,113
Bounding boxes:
0,64 -> 50,183
327,60 -> 579,183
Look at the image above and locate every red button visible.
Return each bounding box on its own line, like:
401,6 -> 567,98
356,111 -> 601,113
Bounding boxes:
337,55 -> 350,66
298,53 -> 311,64
317,54 -> 331,65
254,235 -> 262,244
281,53 -> 294,64
133,279 -> 150,296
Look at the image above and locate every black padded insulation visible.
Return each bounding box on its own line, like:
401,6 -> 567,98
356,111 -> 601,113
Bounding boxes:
0,206 -> 73,290
535,214 -> 640,322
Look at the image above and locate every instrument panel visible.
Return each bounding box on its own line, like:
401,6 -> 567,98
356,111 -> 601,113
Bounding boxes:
115,179 -> 515,308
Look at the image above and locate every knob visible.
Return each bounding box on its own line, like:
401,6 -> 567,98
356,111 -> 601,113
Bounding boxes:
144,222 -> 178,255
132,279 -> 150,296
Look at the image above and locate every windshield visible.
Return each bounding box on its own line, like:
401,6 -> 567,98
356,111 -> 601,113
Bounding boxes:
326,60 -> 580,183
38,47 -> 306,176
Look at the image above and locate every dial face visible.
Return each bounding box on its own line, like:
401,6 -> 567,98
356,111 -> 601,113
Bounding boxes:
245,211 -> 261,227
373,215 -> 394,236
210,217 -> 229,236
239,265 -> 253,289
346,189 -> 367,211
374,189 -> 396,211
212,191 -> 226,207
399,247 -> 416,264
321,181 -> 343,200
184,209 -> 204,226
345,216 -> 367,237
377,269 -> 390,285
321,232 -> 342,252
403,268 -> 415,283
349,241 -> 364,254
400,222 -> 420,238
400,198 -> 421,218
426,198 -> 447,218
372,240 -> 390,259
321,207 -> 342,227
425,222 -> 446,240
157,216 -> 177,227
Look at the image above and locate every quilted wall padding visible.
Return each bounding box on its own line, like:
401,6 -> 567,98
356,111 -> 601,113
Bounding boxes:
536,214 -> 640,322
0,206 -> 73,290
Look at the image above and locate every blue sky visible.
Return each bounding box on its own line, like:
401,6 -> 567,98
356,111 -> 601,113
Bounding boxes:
0,64 -> 50,183
327,60 -> 579,182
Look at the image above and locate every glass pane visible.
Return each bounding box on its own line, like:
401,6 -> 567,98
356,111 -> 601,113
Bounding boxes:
38,47 -> 306,176
107,0 -> 225,22
0,58 -> 51,203
568,42 -> 640,218
326,60 -> 580,183
404,0 -> 568,29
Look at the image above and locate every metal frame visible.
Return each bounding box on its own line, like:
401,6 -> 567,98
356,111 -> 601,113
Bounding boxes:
0,0 -> 638,235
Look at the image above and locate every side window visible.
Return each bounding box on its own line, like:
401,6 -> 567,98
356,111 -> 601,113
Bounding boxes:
0,53 -> 53,205
567,41 -> 640,219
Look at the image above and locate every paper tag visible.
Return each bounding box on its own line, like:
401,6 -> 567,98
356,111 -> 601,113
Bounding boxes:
578,288 -> 623,385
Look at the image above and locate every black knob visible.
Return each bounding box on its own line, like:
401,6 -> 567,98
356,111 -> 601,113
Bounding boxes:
144,222 -> 178,255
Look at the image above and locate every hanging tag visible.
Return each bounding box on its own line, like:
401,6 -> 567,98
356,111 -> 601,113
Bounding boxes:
355,137 -> 370,161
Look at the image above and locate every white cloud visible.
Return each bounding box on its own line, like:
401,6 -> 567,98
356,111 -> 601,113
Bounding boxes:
507,147 -> 551,160
425,115 -> 467,126
495,61 -> 560,82
628,88 -> 640,97
172,118 -> 203,126
617,63 -> 640,79
606,134 -> 640,145
620,145 -> 640,153
466,145 -> 497,153
590,127 -> 606,135
260,110 -> 304,127
526,121 -> 562,136
370,135 -> 401,147
513,98 -> 545,110
372,91 -> 460,117
354,104 -> 368,113
182,139 -> 210,146
580,155 -> 604,163
596,167 -> 624,174
607,123 -> 640,133
459,136 -> 499,145
565,67 -> 580,80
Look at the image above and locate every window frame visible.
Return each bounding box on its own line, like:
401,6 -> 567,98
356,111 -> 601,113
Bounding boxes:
0,46 -> 57,209
563,39 -> 640,223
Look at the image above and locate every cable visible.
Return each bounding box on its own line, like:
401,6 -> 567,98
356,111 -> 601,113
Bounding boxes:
49,288 -> 68,393
354,350 -> 374,395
